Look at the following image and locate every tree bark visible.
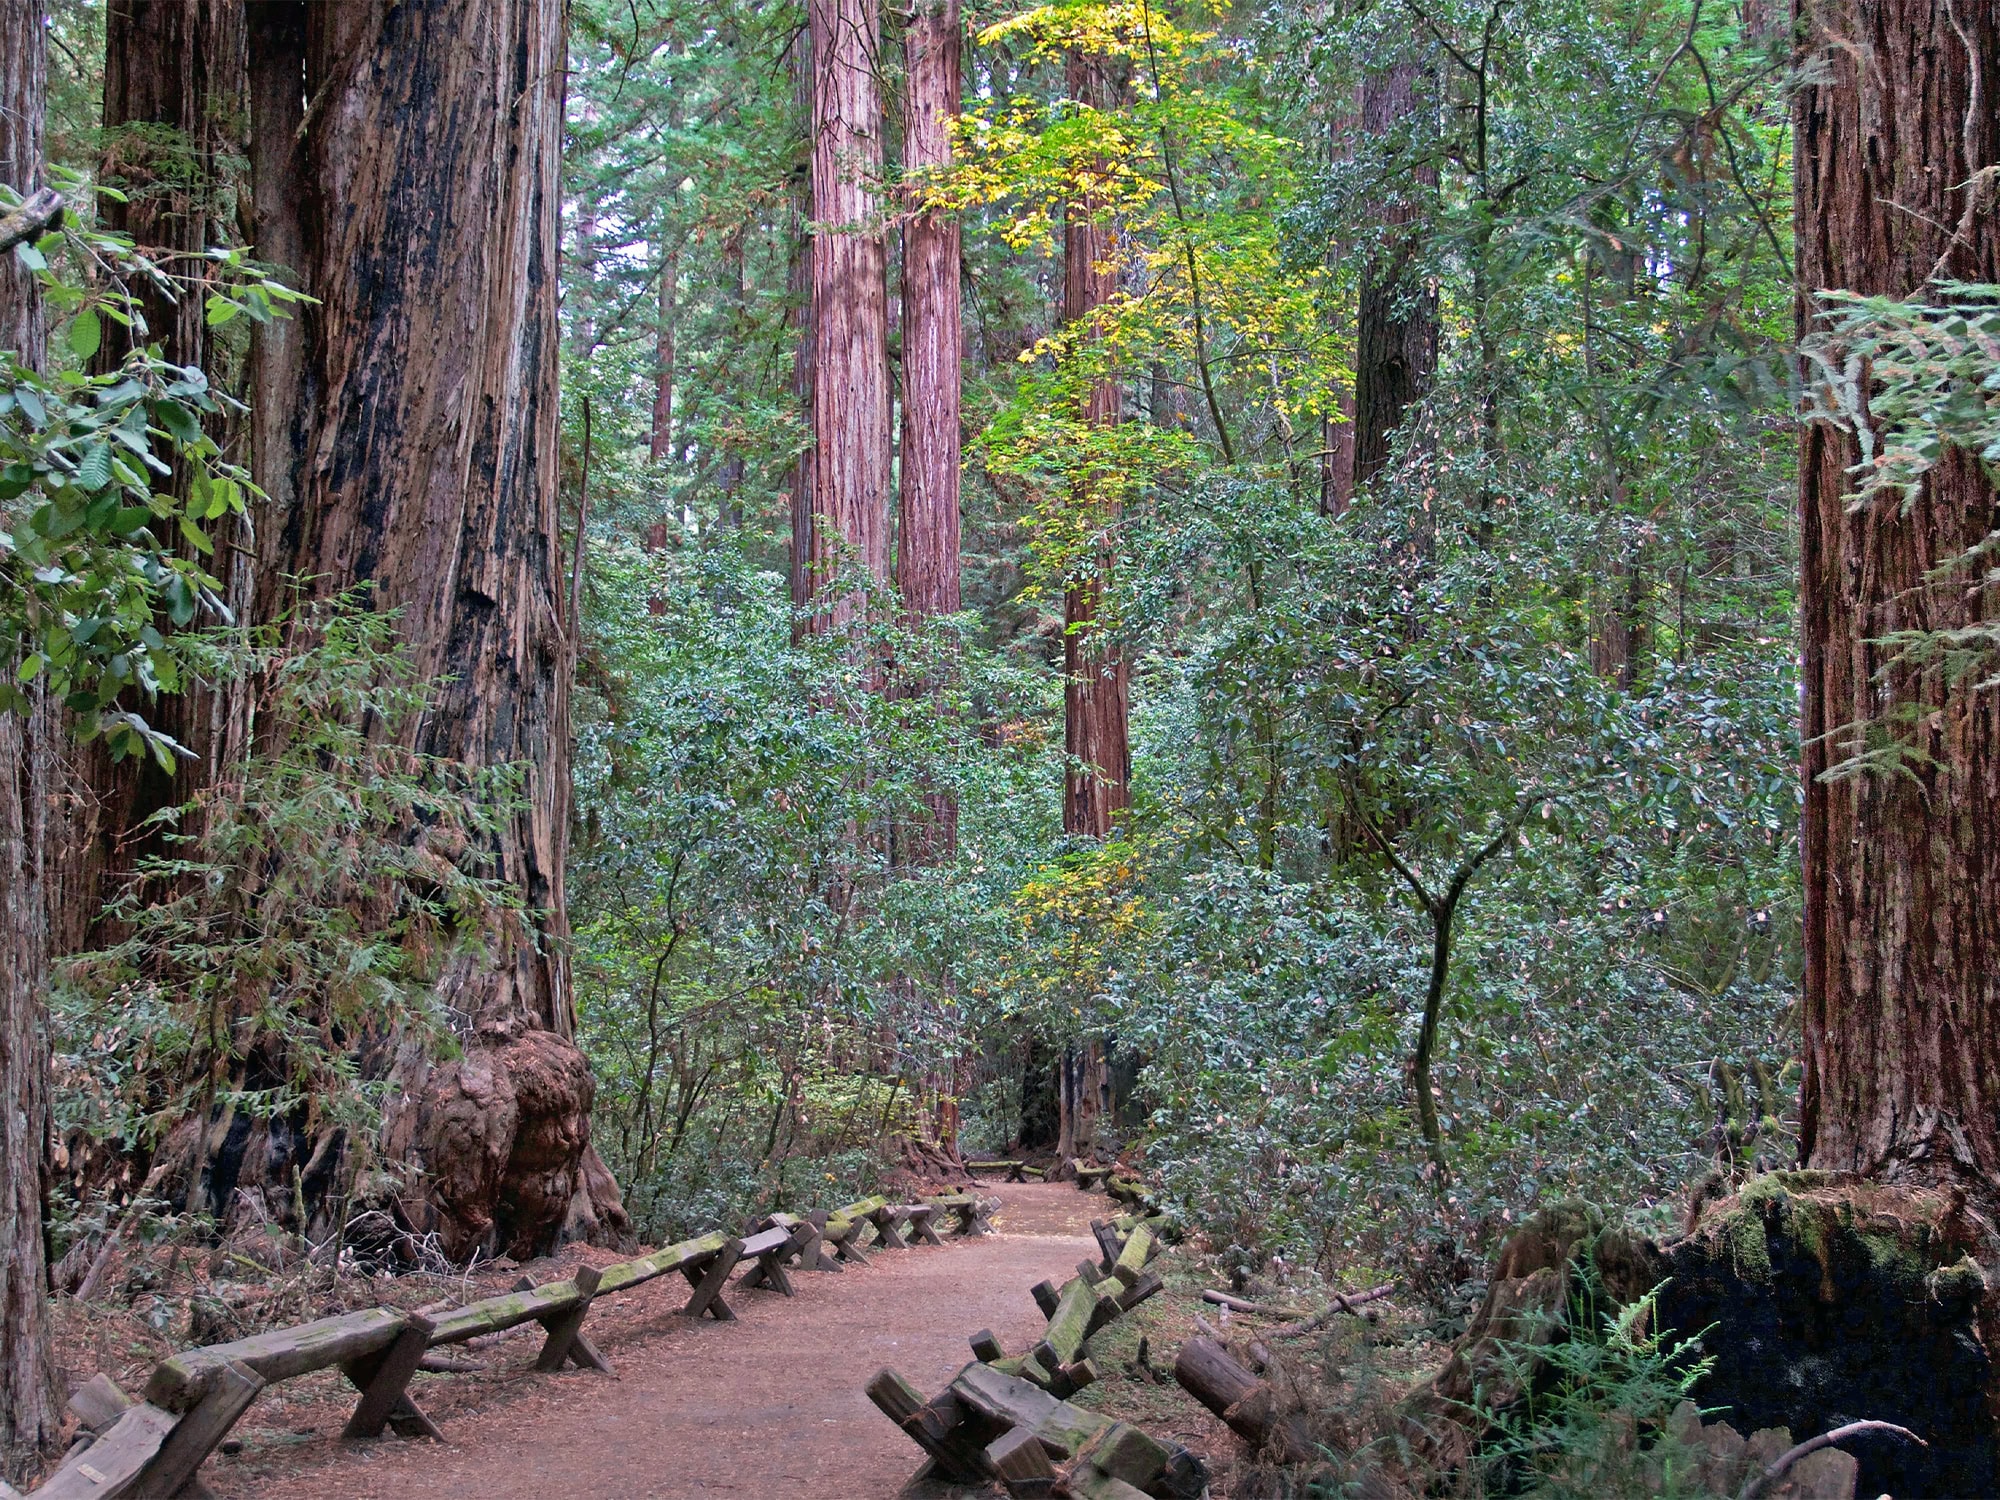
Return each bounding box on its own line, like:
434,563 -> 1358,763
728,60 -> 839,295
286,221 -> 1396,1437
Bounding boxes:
49,0 -> 246,961
787,32 -> 817,622
1794,0 -> 2000,1186
226,0 -> 625,1259
896,0 -> 962,628
649,239 -> 678,463
0,0 -> 59,1476
1061,49 -> 1129,839
896,0 -> 963,862
804,0 -> 891,631
1351,55 -> 1437,492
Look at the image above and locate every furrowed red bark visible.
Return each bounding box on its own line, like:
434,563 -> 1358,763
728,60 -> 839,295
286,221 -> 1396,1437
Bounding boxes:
0,0 -> 59,1477
223,0 -> 625,1259
896,0 -> 963,863
1351,54 -> 1437,492
1794,0 -> 2000,1187
804,0 -> 891,631
897,0 -> 962,628
49,0 -> 247,962
1061,49 -> 1129,840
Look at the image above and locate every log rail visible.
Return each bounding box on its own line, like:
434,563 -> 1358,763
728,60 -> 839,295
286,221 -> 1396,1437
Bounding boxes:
31,1186 -> 1000,1498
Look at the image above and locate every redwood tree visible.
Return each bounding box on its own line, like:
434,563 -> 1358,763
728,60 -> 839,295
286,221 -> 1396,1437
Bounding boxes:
896,0 -> 962,631
1060,49 -> 1130,842
0,2 -> 58,1475
1350,52 -> 1436,492
233,0 -> 624,1259
803,0 -> 891,630
1795,0 -> 2000,1184
1054,47 -> 1127,1162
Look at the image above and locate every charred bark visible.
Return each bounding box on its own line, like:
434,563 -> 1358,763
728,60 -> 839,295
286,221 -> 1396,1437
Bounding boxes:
803,0 -> 891,631
1794,0 -> 2000,1186
0,0 -> 59,1476
1061,49 -> 1130,839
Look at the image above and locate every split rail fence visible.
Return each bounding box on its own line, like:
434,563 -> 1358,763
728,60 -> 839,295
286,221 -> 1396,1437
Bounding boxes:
871,1193 -> 1206,1500
19,1189 -> 996,1500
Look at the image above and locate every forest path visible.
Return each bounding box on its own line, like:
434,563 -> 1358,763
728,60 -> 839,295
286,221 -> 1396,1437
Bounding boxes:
210,1182 -> 1098,1499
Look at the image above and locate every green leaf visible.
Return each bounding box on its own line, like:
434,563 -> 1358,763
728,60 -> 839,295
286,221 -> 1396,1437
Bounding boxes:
179,516 -> 214,556
204,295 -> 241,327
67,309 -> 102,361
16,654 -> 42,683
13,241 -> 46,272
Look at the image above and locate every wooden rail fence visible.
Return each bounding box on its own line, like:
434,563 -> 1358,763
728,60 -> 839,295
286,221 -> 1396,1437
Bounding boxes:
25,1189 -> 997,1499
870,1203 -> 1204,1499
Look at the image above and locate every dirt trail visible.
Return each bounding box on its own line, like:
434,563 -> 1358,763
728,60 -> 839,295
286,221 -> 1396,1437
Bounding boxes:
209,1183 -> 1099,1499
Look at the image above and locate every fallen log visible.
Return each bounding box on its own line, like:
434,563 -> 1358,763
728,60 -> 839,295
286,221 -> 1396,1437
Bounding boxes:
1174,1335 -> 1314,1463
1265,1281 -> 1395,1338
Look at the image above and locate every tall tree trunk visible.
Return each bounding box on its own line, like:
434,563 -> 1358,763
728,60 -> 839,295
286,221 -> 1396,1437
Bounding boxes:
896,0 -> 961,629
1795,0 -> 2000,1185
228,0 -> 625,1260
787,33 -> 817,622
1350,55 -> 1437,492
649,239 -> 678,463
717,228 -> 747,529
804,0 -> 891,632
896,0 -> 962,862
0,0 -> 59,1476
1055,50 -> 1128,1162
52,0 -> 245,959
1061,49 -> 1129,840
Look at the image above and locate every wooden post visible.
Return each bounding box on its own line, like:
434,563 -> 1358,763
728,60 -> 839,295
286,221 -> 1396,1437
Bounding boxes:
866,1368 -> 990,1483
970,1328 -> 1006,1362
137,1359 -> 266,1493
1111,1222 -> 1154,1288
1032,1277 -> 1100,1375
1030,1279 -> 1061,1318
343,1314 -> 436,1439
533,1265 -> 605,1372
987,1425 -> 1057,1496
681,1238 -> 744,1320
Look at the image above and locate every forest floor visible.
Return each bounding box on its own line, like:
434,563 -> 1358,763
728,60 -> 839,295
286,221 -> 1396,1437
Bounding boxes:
192,1181 -> 1208,1499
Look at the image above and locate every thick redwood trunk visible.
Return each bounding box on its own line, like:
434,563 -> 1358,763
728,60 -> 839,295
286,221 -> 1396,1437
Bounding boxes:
787,36 -> 817,620
896,0 -> 963,861
51,0 -> 246,959
1794,0 -> 2000,1185
0,0 -> 58,1476
1061,50 -> 1129,839
1351,56 -> 1437,491
804,0 -> 891,630
896,0 -> 962,627
228,0 -> 624,1258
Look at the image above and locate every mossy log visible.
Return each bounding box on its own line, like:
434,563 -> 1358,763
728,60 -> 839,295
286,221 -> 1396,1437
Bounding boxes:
1112,1223 -> 1155,1288
1033,1276 -> 1100,1372
146,1308 -> 411,1410
589,1230 -> 730,1299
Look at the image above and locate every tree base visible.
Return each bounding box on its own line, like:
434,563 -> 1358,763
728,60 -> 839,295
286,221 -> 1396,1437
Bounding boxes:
1648,1172 -> 1996,1498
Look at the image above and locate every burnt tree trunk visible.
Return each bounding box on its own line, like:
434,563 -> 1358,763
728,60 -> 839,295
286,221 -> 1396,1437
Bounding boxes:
1061,49 -> 1129,840
804,0 -> 891,632
235,0 -> 624,1259
1351,54 -> 1437,492
1795,0 -> 2000,1184
0,0 -> 59,1476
